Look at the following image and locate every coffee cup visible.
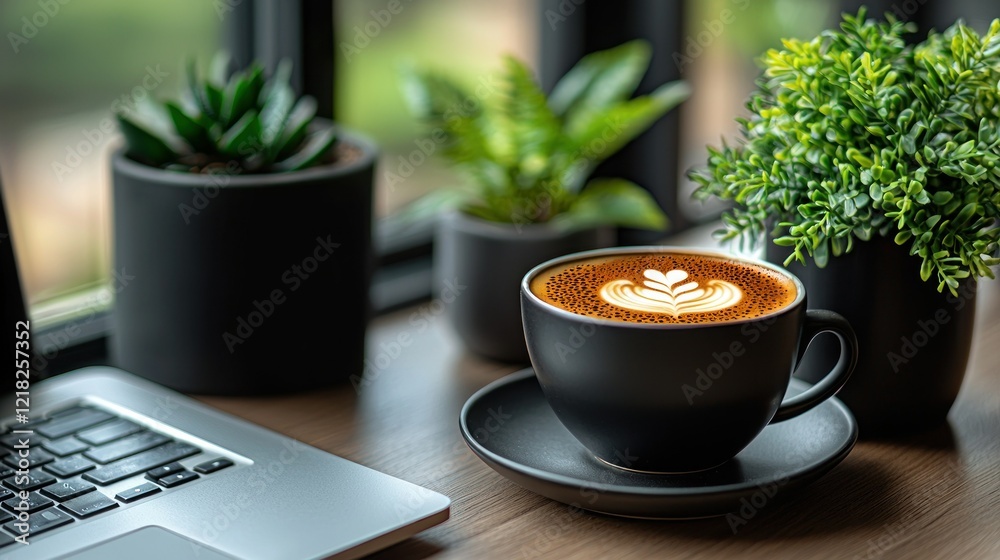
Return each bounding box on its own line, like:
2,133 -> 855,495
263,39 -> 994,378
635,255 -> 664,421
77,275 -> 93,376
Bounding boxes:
520,246 -> 858,473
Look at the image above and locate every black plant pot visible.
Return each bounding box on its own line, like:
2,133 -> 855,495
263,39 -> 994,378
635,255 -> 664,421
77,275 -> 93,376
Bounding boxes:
435,212 -> 613,363
767,235 -> 977,437
111,124 -> 376,395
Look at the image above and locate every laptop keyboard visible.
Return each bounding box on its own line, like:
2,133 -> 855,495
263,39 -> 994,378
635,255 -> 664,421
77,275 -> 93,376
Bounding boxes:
0,404 -> 236,549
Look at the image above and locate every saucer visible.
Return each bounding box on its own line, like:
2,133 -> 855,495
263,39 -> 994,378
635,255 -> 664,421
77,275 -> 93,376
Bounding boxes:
459,368 -> 857,519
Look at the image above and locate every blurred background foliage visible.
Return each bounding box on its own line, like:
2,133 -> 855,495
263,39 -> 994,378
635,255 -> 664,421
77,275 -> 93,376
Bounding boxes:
0,0 -> 909,314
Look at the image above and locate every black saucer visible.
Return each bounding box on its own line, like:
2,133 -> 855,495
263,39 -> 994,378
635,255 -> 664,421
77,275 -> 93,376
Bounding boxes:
460,368 -> 857,519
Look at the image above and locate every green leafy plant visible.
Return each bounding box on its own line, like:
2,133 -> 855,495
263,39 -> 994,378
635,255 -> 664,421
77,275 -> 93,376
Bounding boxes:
116,55 -> 336,173
402,40 -> 690,231
691,9 -> 1000,294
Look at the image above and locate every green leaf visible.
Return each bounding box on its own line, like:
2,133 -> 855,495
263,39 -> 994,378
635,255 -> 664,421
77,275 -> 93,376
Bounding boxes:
203,82 -> 224,120
393,189 -> 473,225
399,64 -> 474,122
554,178 -> 667,231
274,126 -> 337,171
272,96 -> 316,161
218,110 -> 262,158
116,113 -> 179,166
563,80 -> 690,169
186,58 -> 216,119
499,56 -> 561,178
208,51 -> 231,87
813,239 -> 830,267
164,102 -> 213,152
548,39 -> 651,118
932,191 -> 954,205
220,64 -> 264,128
920,258 -> 933,281
259,78 -> 295,147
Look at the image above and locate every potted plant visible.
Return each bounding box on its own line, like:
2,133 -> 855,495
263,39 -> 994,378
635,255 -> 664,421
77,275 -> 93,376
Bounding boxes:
112,56 -> 377,395
403,40 -> 690,362
691,10 -> 1000,436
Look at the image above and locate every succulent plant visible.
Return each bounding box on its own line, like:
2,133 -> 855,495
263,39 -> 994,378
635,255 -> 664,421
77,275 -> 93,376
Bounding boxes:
116,55 -> 337,173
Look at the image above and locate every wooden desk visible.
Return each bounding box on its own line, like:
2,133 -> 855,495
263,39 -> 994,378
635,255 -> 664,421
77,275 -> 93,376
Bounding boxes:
200,278 -> 1000,560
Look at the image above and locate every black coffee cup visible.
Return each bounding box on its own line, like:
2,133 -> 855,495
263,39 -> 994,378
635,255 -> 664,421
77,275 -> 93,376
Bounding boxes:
520,247 -> 858,473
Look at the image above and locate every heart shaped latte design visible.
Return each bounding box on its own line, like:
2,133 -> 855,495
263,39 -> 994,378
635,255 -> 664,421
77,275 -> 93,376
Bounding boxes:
599,269 -> 743,317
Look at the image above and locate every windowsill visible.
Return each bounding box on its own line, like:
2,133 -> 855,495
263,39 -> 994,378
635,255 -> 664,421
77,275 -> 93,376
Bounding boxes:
30,219 -> 748,375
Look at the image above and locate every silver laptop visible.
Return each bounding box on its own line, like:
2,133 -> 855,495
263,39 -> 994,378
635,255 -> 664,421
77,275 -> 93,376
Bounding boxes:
1,175 -> 449,559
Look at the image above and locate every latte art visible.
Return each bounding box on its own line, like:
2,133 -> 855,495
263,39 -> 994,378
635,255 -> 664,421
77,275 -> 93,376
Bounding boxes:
599,269 -> 743,317
531,252 -> 797,324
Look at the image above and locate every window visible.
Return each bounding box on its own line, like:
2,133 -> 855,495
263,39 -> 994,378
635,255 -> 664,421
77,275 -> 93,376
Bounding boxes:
5,0 -> 983,371
0,1 -> 221,325
334,0 -> 539,218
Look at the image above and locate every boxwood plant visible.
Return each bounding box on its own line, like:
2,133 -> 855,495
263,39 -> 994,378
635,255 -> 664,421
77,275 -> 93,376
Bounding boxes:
691,10 -> 1000,294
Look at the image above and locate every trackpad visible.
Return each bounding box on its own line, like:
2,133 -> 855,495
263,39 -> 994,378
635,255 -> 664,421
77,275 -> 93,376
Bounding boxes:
59,526 -> 236,559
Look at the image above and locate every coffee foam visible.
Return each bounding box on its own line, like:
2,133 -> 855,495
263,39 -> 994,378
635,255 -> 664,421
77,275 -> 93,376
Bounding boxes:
531,253 -> 797,324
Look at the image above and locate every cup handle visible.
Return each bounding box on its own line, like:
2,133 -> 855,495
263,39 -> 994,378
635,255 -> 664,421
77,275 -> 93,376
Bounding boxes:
770,309 -> 859,423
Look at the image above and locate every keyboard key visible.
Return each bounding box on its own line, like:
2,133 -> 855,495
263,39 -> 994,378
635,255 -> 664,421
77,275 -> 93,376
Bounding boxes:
47,406 -> 93,418
4,448 -> 55,469
84,431 -> 171,464
0,529 -> 13,548
115,482 -> 161,504
0,488 -> 12,502
37,409 -> 113,440
83,442 -> 200,485
3,416 -> 50,432
194,458 -> 233,474
3,491 -> 53,514
76,419 -> 142,446
145,462 -> 185,481
0,432 -> 44,451
3,470 -> 56,492
0,467 -> 13,479
156,470 -> 199,488
60,491 -> 118,519
43,455 -> 96,478
0,509 -> 12,524
3,507 -> 73,537
42,436 -> 90,457
41,478 -> 96,502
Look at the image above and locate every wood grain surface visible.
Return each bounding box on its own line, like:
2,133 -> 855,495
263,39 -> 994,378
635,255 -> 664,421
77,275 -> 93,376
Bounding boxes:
199,272 -> 1000,560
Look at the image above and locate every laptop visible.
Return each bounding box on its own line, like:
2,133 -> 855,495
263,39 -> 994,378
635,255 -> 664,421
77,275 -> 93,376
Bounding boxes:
0,174 -> 450,558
